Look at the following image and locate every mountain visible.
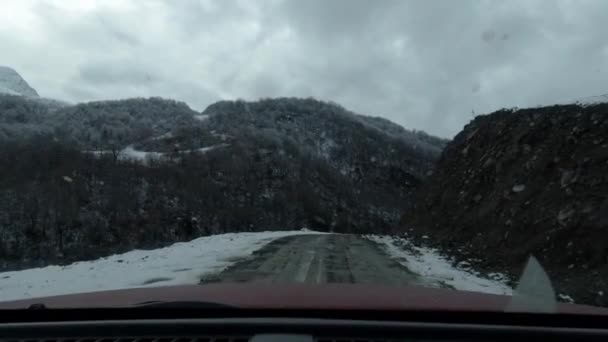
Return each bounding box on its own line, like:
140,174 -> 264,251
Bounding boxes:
0,94 -> 70,140
0,96 -> 447,271
52,97 -> 204,149
0,66 -> 39,97
404,103 -> 608,306
202,98 -> 445,180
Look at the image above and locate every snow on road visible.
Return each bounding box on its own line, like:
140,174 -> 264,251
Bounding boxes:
0,230 -> 322,302
1,231 -> 515,302
366,235 -> 512,296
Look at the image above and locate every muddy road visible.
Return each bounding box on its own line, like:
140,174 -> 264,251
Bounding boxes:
202,234 -> 427,286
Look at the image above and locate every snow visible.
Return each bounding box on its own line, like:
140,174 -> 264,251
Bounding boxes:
86,144 -> 229,165
512,184 -> 526,193
120,146 -> 165,162
0,85 -> 19,96
193,114 -> 209,121
194,143 -> 230,154
0,66 -> 39,97
558,293 -> 574,303
317,137 -> 337,159
366,235 -> 512,296
0,230 -> 323,302
84,147 -> 165,165
151,131 -> 174,140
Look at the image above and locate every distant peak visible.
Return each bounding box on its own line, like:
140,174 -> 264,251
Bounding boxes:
0,66 -> 39,97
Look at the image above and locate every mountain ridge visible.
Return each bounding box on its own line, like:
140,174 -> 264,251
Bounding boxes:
0,66 -> 39,98
0,91 -> 446,272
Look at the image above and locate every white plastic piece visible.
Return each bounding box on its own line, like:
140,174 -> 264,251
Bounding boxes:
506,255 -> 557,313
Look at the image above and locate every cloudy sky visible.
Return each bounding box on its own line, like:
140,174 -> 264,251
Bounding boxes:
1,0 -> 607,137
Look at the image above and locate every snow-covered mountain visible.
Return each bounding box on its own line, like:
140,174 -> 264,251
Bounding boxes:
0,66 -> 449,273
0,66 -> 39,97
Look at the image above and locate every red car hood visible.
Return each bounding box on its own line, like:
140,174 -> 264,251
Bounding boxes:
0,283 -> 606,315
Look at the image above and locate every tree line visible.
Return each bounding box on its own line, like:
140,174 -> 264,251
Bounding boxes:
0,133 -> 404,271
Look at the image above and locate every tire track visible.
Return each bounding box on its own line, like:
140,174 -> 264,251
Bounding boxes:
201,234 -> 425,286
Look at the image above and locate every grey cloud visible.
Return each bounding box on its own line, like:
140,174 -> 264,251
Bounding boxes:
98,17 -> 140,46
69,61 -> 219,110
34,2 -> 133,50
78,63 -> 156,85
2,0 -> 608,137
270,0 -> 608,135
279,0 -> 401,40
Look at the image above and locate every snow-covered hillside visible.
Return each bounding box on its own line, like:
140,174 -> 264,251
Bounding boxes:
87,143 -> 231,165
0,230 -> 322,302
0,66 -> 39,97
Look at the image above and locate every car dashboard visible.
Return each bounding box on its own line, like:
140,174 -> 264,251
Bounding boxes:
1,308 -> 607,342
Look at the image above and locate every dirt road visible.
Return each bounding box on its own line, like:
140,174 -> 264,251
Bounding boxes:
201,234 -> 426,286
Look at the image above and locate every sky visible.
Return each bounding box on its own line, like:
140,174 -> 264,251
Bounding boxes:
1,0 -> 608,138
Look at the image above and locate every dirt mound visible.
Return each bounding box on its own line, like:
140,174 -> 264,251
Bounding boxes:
404,103 -> 608,306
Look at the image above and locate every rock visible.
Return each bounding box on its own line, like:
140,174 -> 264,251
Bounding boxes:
403,102 -> 608,308
466,128 -> 479,140
560,169 -> 578,188
557,208 -> 576,226
512,184 -> 526,193
482,157 -> 495,168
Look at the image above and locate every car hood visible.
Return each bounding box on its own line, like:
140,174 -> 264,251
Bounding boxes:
0,283 -> 606,315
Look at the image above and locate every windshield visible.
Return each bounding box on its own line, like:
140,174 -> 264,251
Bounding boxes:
0,0 -> 606,313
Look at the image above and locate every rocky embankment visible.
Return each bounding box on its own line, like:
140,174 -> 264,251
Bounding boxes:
405,103 -> 608,306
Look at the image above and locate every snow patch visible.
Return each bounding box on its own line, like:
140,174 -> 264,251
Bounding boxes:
86,144 -> 230,165
194,114 -> 209,121
193,143 -> 230,154
120,146 -> 165,162
151,131 -> 174,140
0,86 -> 19,96
512,184 -> 526,193
317,137 -> 337,159
558,293 -> 575,303
366,235 -> 512,296
0,230 -> 324,302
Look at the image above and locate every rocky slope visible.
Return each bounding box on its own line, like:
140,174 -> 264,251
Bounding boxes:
404,103 -> 608,306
